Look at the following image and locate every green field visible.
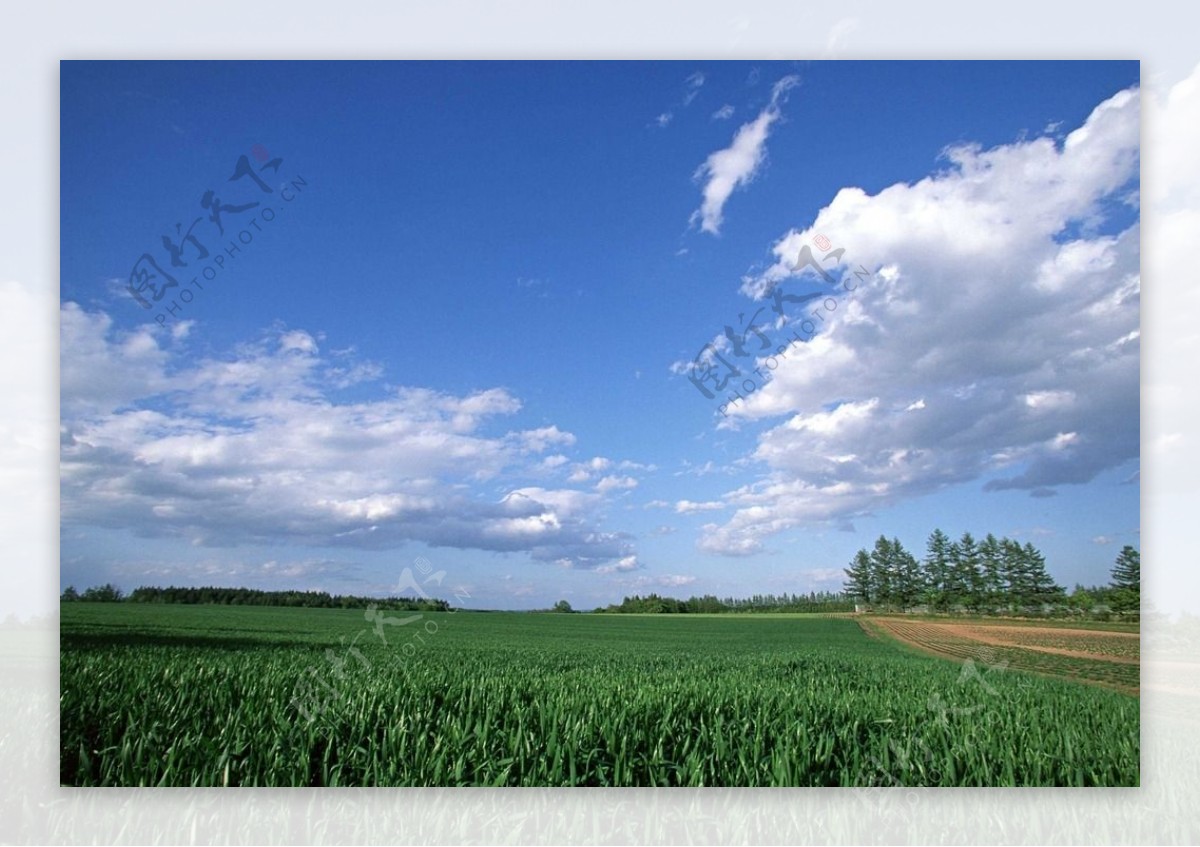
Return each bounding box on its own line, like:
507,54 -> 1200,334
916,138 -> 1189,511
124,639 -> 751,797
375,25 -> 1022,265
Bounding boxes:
59,604 -> 1138,787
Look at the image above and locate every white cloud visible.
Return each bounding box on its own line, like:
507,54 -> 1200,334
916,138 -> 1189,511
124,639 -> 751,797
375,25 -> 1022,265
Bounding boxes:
675,459 -> 723,477
654,71 -> 708,128
1023,390 -> 1075,410
700,84 -> 1141,555
60,310 -> 637,570
711,104 -> 735,121
618,459 -> 657,471
61,303 -> 171,416
565,455 -> 651,487
514,425 -> 576,453
674,499 -> 725,514
538,453 -> 570,470
279,329 -> 318,354
690,75 -> 800,235
596,555 -> 643,575
595,474 -> 638,493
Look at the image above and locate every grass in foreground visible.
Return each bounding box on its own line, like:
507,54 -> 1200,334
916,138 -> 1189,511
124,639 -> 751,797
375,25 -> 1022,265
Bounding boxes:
60,604 -> 1138,787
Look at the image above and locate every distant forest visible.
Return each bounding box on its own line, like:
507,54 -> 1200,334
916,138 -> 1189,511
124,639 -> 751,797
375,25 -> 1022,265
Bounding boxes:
60,533 -> 1138,619
58,584 -> 450,612
596,591 -> 855,614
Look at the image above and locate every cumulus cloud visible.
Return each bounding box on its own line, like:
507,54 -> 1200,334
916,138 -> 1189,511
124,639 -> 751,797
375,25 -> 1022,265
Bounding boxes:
700,84 -> 1140,555
691,75 -> 800,234
61,303 -> 171,416
60,311 -> 636,569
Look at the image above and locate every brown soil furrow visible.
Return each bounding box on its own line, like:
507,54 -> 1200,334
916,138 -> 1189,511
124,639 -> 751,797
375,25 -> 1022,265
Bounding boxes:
940,625 -> 1139,665
865,616 -> 1139,695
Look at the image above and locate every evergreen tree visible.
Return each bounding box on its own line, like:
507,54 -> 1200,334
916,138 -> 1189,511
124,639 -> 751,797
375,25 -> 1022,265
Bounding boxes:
923,529 -> 953,611
1022,542 -> 1064,609
978,533 -> 1005,612
869,536 -> 896,607
892,538 -> 924,610
1109,545 -> 1140,614
947,532 -> 982,610
844,549 -> 874,603
1000,538 -> 1029,609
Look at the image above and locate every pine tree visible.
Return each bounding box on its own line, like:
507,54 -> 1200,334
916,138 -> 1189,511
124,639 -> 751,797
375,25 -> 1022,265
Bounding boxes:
1110,545 -> 1140,614
923,529 -> 953,611
978,533 -> 1004,612
844,549 -> 874,604
1022,542 -> 1063,609
1000,537 -> 1028,609
869,536 -> 895,607
892,538 -> 924,610
950,532 -> 982,611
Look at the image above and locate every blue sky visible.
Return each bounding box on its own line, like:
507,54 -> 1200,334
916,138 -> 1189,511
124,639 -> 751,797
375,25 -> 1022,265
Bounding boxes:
60,60 -> 1140,609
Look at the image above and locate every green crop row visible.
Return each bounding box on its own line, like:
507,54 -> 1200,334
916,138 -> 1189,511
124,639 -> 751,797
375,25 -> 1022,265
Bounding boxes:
59,605 -> 1138,787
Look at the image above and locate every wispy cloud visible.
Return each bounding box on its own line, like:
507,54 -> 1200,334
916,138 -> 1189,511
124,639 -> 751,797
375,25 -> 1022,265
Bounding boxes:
690,75 -> 800,234
651,70 -> 707,129
674,499 -> 724,514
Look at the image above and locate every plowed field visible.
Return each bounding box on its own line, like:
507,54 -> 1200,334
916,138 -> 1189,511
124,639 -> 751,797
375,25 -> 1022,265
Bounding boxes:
864,617 -> 1139,694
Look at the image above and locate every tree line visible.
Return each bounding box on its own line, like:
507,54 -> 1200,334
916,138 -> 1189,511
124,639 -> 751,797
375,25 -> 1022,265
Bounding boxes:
597,590 -> 855,615
844,530 -> 1140,616
59,584 -> 450,611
